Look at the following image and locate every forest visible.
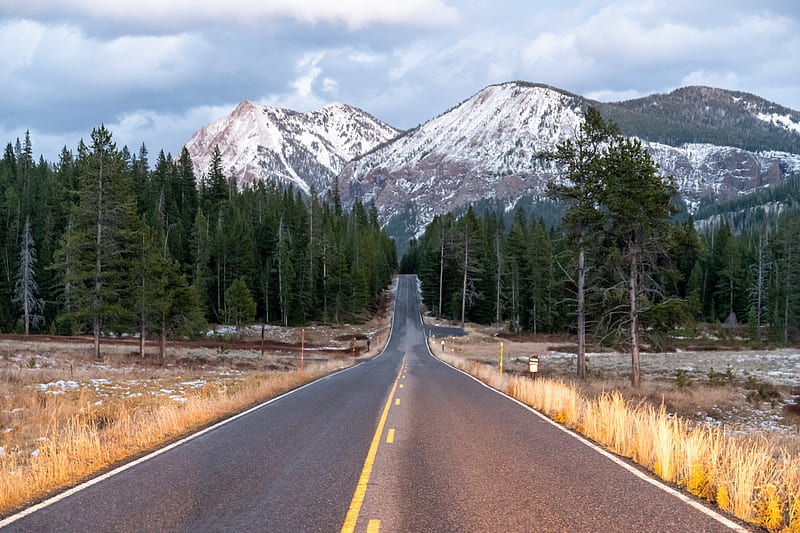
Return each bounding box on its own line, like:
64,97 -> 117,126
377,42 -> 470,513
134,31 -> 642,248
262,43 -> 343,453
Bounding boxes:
402,200 -> 800,346
401,109 -> 800,354
0,127 -> 396,353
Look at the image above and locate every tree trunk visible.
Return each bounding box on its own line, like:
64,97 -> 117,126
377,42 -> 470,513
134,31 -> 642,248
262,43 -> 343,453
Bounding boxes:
140,319 -> 146,358
93,318 -> 101,360
438,236 -> 444,319
495,237 -> 501,323
461,229 -> 468,328
94,156 -> 103,360
756,236 -> 764,342
576,248 -> 586,379
629,250 -> 641,387
159,320 -> 167,359
785,248 -> 791,345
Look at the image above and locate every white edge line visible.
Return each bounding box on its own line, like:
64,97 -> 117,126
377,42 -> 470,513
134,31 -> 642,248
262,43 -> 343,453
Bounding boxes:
0,279 -> 403,529
423,343 -> 747,532
371,275 -> 400,362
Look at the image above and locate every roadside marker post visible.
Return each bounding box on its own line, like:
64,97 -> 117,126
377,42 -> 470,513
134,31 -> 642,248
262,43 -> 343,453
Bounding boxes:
499,342 -> 503,377
528,356 -> 539,378
301,328 -> 305,375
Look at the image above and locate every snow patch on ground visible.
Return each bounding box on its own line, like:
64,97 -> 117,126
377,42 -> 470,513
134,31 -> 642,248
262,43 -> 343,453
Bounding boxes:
36,380 -> 80,394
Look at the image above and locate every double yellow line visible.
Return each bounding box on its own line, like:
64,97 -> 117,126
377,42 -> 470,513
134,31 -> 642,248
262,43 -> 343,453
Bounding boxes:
340,356 -> 405,533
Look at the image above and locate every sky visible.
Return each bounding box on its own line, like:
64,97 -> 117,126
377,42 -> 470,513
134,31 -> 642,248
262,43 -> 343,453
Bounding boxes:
1,0 -> 799,164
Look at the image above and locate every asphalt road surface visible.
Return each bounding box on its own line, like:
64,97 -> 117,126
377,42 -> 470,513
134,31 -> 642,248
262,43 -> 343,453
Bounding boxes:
2,275 -> 747,532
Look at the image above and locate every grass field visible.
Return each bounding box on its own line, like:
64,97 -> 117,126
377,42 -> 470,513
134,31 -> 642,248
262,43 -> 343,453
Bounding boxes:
0,298 -> 393,516
428,320 -> 800,437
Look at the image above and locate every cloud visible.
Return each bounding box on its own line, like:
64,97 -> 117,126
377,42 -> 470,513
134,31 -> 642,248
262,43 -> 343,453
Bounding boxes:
261,52 -> 330,112
0,20 -> 207,111
2,0 -> 461,31
584,89 -> 647,103
0,103 -> 236,166
517,2 -> 800,106
2,0 -> 800,171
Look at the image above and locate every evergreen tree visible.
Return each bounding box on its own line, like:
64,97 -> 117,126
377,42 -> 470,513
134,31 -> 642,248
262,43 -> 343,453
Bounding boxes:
0,126 -> 395,344
595,137 -> 678,387
14,216 -> 43,334
55,126 -> 139,358
225,277 -> 256,338
543,106 -> 619,379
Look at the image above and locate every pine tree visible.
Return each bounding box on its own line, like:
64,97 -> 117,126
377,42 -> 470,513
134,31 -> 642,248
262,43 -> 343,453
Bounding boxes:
596,137 -> 678,387
276,215 -> 295,326
14,216 -> 43,334
202,146 -> 227,216
457,207 -> 482,328
55,126 -> 139,358
749,234 -> 769,342
543,106 -> 619,379
225,277 -> 256,338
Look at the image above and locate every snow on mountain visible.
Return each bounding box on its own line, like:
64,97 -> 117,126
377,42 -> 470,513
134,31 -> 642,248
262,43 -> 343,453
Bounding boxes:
338,81 -> 800,238
181,82 -> 800,245
183,100 -> 400,194
645,142 -> 800,212
339,82 -> 584,231
755,112 -> 800,135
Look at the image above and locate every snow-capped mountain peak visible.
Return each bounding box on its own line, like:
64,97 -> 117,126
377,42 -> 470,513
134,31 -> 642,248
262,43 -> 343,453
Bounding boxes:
183,100 -> 400,194
337,81 -> 800,244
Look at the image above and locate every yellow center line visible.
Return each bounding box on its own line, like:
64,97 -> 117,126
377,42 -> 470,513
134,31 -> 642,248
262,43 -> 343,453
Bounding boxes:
386,429 -> 395,443
367,519 -> 381,533
340,356 -> 405,533
395,398 -> 401,405
399,384 -> 404,389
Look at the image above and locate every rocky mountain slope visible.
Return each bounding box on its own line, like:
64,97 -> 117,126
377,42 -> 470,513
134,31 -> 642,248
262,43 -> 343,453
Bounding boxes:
181,82 -> 800,246
183,100 -> 399,194
337,82 -> 800,240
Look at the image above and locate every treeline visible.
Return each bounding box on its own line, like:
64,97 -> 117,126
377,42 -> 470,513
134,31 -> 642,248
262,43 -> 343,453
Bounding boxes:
402,194 -> 800,346
401,208 -> 567,334
401,207 -> 690,341
694,173 -> 800,231
402,105 -> 800,369
691,215 -> 800,343
0,127 -> 396,352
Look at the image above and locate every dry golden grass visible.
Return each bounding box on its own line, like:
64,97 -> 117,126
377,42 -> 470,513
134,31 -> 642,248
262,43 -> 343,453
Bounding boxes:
0,285 -> 395,516
0,361 -> 348,515
438,351 -> 800,532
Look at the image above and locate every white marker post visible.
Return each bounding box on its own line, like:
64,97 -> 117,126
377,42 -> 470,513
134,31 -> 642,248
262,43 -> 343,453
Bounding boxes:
528,356 -> 539,377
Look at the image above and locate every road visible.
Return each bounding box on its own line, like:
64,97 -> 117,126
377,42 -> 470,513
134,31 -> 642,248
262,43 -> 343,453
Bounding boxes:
2,275 -> 746,532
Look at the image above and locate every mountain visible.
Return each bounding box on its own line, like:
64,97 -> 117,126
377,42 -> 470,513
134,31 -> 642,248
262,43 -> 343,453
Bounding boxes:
693,173 -> 800,233
183,100 -> 400,194
338,83 -> 582,239
598,86 -> 800,154
337,82 -> 800,243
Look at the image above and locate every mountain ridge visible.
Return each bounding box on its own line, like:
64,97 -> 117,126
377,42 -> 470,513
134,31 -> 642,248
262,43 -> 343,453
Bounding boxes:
337,81 -> 800,243
182,81 -> 800,245
183,100 -> 400,194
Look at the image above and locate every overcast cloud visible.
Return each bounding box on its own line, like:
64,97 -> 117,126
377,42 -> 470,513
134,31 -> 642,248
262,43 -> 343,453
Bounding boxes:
1,0 -> 798,164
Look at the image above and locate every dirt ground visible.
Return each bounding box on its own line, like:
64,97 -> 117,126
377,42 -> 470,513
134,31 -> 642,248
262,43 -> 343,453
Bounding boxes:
0,285 -> 395,373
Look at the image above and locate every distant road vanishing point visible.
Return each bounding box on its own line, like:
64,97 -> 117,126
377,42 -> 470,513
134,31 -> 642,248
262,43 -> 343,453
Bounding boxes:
1,275 -> 746,532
